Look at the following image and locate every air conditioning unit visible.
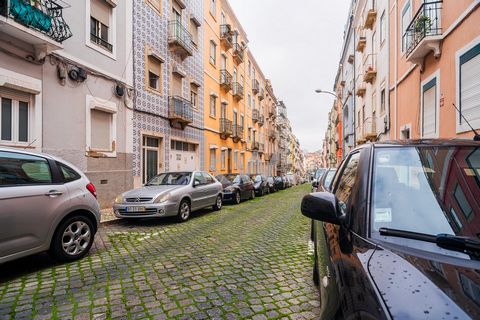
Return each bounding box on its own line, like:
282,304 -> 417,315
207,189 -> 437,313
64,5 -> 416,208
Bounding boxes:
377,115 -> 388,134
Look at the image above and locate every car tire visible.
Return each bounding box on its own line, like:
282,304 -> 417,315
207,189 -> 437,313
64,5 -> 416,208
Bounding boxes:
259,188 -> 263,197
234,191 -> 241,205
50,215 -> 95,262
177,199 -> 191,222
213,195 -> 223,211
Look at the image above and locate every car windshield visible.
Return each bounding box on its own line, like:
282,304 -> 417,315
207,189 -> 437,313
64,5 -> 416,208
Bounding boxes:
315,169 -> 326,180
147,172 -> 191,186
323,169 -> 337,188
372,146 -> 480,240
254,175 -> 262,182
224,174 -> 241,184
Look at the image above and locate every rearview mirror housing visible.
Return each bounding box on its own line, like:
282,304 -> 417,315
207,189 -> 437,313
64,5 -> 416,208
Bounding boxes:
301,192 -> 345,225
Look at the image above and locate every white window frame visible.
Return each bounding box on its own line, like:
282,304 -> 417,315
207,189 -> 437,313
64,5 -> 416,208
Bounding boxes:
401,0 -> 412,54
86,0 -> 117,60
0,67 -> 42,150
210,40 -> 217,66
209,147 -> 217,171
86,95 -> 117,157
220,149 -> 226,170
420,70 -> 440,139
210,0 -> 216,17
380,11 -> 386,45
210,93 -> 217,117
456,36 -> 480,134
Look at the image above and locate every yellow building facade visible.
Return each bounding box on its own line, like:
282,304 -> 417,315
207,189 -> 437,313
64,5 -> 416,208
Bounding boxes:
204,0 -> 279,176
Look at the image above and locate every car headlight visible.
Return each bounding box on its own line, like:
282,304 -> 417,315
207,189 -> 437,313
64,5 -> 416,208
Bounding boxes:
114,195 -> 124,204
154,193 -> 171,203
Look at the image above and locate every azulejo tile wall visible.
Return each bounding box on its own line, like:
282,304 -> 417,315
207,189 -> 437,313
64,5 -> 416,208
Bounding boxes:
132,0 -> 205,178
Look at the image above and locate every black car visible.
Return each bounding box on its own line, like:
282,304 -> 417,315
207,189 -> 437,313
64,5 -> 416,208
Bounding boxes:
312,168 -> 337,192
216,174 -> 255,204
266,176 -> 277,193
302,140 -> 480,319
274,176 -> 287,190
311,168 -> 327,192
251,174 -> 269,196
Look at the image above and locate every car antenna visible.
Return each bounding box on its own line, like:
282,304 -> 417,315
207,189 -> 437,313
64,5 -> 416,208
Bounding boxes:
23,138 -> 38,150
452,103 -> 480,141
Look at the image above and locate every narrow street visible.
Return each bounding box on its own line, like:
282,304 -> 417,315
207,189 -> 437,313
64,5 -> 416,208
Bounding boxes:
0,185 -> 320,320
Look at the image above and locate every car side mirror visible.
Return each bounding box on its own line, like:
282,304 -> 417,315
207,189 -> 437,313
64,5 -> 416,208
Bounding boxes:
311,180 -> 319,188
193,180 -> 201,187
301,192 -> 345,225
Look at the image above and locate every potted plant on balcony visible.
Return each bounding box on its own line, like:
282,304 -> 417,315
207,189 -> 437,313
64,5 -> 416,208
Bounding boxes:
415,15 -> 431,35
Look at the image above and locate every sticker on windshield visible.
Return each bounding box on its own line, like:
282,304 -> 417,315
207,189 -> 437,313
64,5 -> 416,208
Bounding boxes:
374,208 -> 392,223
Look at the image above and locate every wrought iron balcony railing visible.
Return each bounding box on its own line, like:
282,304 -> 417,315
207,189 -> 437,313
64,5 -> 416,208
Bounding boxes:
252,79 -> 259,94
232,82 -> 244,100
258,143 -> 265,154
232,125 -> 244,142
0,0 -> 72,42
90,33 -> 112,52
220,24 -> 233,49
403,1 -> 442,57
258,115 -> 265,126
168,96 -> 193,128
232,43 -> 244,64
168,20 -> 193,57
252,109 -> 260,122
219,118 -> 233,138
258,88 -> 265,100
220,69 -> 232,91
251,141 -> 259,151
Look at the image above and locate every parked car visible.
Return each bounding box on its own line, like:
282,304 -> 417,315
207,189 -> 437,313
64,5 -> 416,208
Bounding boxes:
274,176 -> 287,190
251,174 -> 269,196
311,168 -> 327,191
302,140 -> 480,319
0,148 -> 100,263
312,168 -> 337,192
266,176 -> 277,193
216,174 -> 254,204
114,171 -> 223,222
286,173 -> 298,186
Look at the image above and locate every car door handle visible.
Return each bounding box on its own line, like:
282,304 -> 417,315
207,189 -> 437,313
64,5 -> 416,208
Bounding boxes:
45,190 -> 63,197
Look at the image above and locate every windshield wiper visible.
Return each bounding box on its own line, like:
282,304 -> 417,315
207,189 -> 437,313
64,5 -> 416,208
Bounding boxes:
379,227 -> 480,254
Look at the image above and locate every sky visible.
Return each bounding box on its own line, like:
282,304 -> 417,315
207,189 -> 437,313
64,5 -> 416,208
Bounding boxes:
228,0 -> 350,152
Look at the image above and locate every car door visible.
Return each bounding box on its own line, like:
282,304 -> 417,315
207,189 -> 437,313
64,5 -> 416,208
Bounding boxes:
242,175 -> 253,199
191,172 -> 207,210
201,172 -> 219,206
0,151 -> 69,260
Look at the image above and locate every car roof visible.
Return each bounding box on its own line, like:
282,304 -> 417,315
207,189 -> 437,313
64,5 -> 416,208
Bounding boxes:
350,139 -> 480,153
0,147 -> 58,160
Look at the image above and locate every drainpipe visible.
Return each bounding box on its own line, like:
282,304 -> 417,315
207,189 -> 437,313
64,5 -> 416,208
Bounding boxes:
353,16 -> 357,147
394,0 -> 398,139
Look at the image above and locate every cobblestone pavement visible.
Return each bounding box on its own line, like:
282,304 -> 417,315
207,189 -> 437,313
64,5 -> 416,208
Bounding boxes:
0,185 -> 320,319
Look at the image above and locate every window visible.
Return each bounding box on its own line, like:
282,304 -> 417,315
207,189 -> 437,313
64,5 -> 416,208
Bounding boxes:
190,18 -> 200,46
190,84 -> 199,109
210,0 -> 216,17
401,1 -> 412,53
454,184 -> 473,220
248,128 -> 251,142
147,0 -> 161,13
248,94 -> 251,108
171,140 -> 197,151
248,61 -> 251,78
422,77 -> 437,138
147,54 -> 162,92
142,136 -> 160,184
459,273 -> 480,307
87,96 -> 117,156
57,162 -> 81,183
380,88 -> 386,113
1,96 -> 31,144
240,153 -> 245,170
0,151 -> 52,186
210,40 -> 217,65
221,149 -> 226,170
194,172 -> 205,185
334,152 -> 360,208
202,172 -> 214,184
240,115 -> 244,128
380,11 -> 386,45
90,0 -> 112,52
91,109 -> 113,151
210,95 -> 217,117
234,151 -> 238,170
210,149 -> 217,171
459,42 -> 480,131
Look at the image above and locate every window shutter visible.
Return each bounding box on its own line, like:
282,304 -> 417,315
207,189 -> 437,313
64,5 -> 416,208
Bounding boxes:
422,80 -> 436,138
460,52 -> 480,126
91,0 -> 111,27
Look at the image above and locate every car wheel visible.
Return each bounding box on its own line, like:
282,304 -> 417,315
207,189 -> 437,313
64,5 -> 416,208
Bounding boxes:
234,191 -> 241,204
259,188 -> 263,197
50,215 -> 95,262
250,189 -> 255,199
266,187 -> 270,195
213,195 -> 223,211
177,199 -> 191,222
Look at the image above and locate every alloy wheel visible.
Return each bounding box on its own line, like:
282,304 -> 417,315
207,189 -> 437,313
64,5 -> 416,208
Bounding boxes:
61,221 -> 91,256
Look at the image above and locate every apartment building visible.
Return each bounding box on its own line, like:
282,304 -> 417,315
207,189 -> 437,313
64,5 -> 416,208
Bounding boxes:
132,0 -> 205,187
0,0 -> 134,208
389,0 -> 480,140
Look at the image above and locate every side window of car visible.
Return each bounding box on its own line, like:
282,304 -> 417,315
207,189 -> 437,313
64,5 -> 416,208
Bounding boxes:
0,151 -> 52,186
334,152 -> 361,212
56,162 -> 81,183
202,172 -> 214,184
194,172 -> 206,186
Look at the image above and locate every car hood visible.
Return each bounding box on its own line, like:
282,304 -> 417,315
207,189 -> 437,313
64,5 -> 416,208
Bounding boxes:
368,243 -> 479,319
253,181 -> 262,188
122,185 -> 184,198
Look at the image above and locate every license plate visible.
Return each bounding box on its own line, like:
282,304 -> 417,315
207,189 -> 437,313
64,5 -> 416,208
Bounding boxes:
126,206 -> 146,213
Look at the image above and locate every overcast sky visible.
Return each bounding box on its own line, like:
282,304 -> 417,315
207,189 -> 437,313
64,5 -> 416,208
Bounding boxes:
228,0 -> 350,152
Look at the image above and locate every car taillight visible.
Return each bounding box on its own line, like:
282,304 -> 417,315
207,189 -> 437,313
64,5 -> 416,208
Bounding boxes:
86,183 -> 97,198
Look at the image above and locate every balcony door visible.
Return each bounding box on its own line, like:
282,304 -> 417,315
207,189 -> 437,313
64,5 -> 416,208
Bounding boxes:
233,111 -> 238,135
142,136 -> 163,184
221,54 -> 227,70
172,73 -> 183,97
221,103 -> 227,119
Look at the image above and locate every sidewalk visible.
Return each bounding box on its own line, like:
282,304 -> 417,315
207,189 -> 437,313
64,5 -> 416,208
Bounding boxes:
100,208 -> 118,223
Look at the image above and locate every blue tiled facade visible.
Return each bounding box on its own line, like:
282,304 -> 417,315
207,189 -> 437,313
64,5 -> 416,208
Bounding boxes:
132,0 -> 204,178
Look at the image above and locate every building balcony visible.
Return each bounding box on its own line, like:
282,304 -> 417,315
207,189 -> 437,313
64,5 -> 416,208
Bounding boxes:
168,96 -> 193,129
252,79 -> 259,94
258,115 -> 264,127
363,1 -> 377,30
269,131 -> 278,141
252,109 -> 260,123
269,106 -> 276,118
258,143 -> 265,154
356,36 -> 366,52
403,1 -> 443,65
359,116 -> 377,142
251,141 -> 259,151
220,69 -> 232,92
232,82 -> 244,100
0,0 -> 72,58
219,118 -> 233,139
363,54 -> 377,84
258,88 -> 265,100
168,20 -> 193,58
232,125 -> 244,142
232,43 -> 244,64
220,24 -> 233,49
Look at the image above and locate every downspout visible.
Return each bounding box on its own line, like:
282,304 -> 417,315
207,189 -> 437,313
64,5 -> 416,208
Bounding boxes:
394,0 -> 398,139
353,16 -> 357,147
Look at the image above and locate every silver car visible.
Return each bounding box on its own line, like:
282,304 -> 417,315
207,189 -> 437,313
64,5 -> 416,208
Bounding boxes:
0,148 -> 101,264
113,171 -> 223,222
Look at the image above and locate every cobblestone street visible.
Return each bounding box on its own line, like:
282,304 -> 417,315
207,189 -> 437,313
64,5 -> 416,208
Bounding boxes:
0,185 -> 319,320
